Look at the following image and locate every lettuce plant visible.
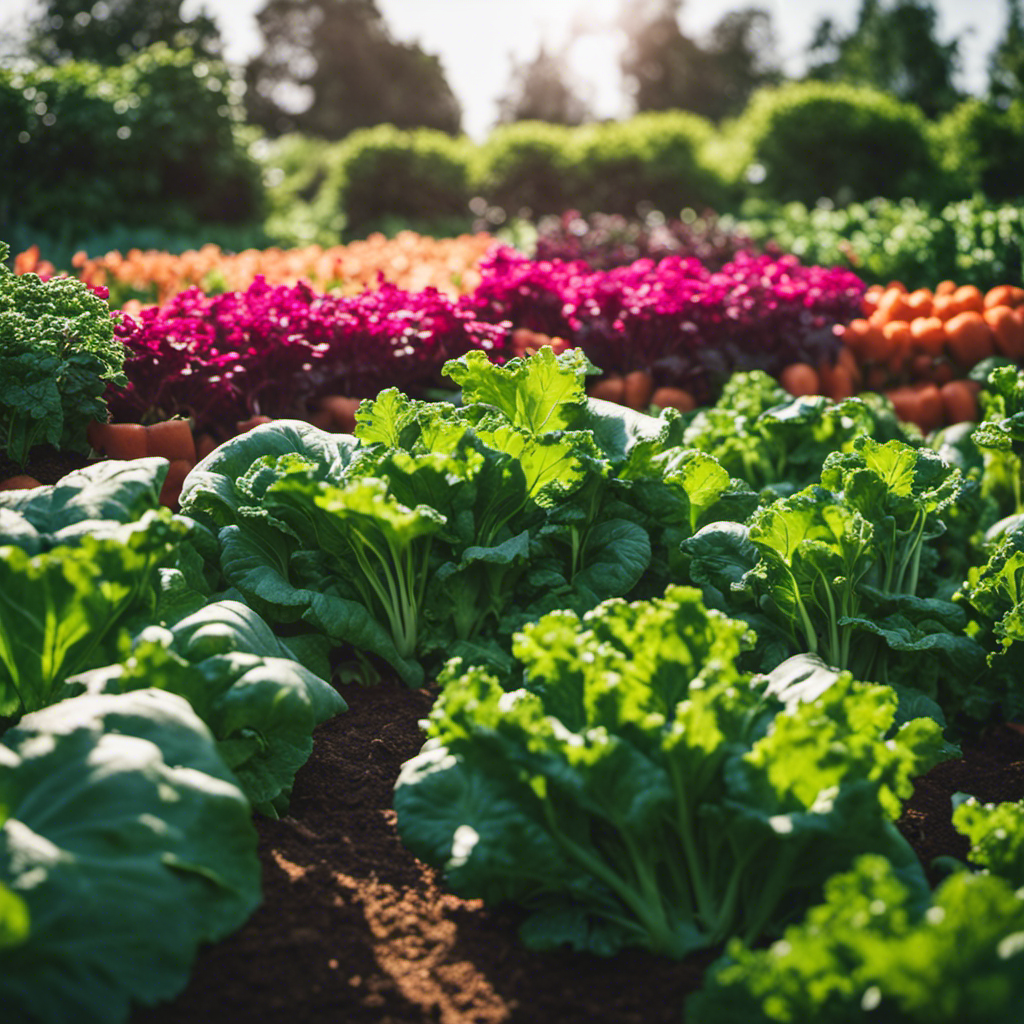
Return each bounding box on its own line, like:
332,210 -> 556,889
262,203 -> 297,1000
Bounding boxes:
683,437 -> 988,715
0,689 -> 261,1024
688,799 -> 1024,1024
0,238 -> 126,467
394,586 -> 945,958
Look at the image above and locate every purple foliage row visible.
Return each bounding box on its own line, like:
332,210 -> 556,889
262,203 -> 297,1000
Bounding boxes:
106,277 -> 508,437
467,247 -> 865,404
105,246 -> 865,436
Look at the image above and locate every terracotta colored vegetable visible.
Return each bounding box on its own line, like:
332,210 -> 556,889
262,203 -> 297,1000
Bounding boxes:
876,286 -> 914,323
158,459 -> 192,508
904,288 -> 934,319
0,475 -> 42,491
316,397 -> 360,433
194,433 -> 219,461
588,376 -> 626,403
650,386 -> 696,413
944,311 -> 995,366
818,361 -> 855,401
145,419 -> 196,463
909,316 -> 947,356
950,284 -> 985,316
835,346 -> 863,387
882,321 -> 913,374
235,415 -> 275,435
622,370 -> 655,410
934,279 -> 957,296
940,379 -> 979,424
779,363 -> 821,397
932,294 -> 959,321
984,284 -> 1024,309
88,422 -> 148,460
983,305 -> 1024,359
915,383 -> 945,432
841,319 -> 890,362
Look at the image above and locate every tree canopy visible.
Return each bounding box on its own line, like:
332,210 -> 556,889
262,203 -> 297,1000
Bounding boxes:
805,0 -> 964,119
21,0 -> 223,65
244,0 -> 461,139
495,43 -> 593,126
618,0 -> 781,122
989,0 -> 1024,108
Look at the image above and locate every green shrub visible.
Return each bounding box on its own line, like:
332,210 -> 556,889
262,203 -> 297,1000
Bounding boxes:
332,124 -> 474,240
254,132 -> 346,247
571,111 -> 727,216
931,99 -> 1024,203
724,81 -> 944,206
472,121 -> 580,220
723,196 -> 1024,291
0,44 -> 264,248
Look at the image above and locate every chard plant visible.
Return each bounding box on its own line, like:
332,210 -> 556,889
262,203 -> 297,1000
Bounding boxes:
180,348 -> 752,685
394,586 -> 946,959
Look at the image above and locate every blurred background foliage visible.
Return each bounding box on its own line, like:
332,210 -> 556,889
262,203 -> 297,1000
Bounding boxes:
0,0 -> 1022,267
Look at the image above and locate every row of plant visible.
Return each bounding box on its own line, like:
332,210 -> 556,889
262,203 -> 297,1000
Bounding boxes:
5,36 -> 1022,260
167,346 -> 1024,1020
13,230 -> 495,310
8,310 -> 1024,1019
0,455 -> 347,1022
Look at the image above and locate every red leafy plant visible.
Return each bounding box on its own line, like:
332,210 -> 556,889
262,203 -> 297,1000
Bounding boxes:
105,276 -> 509,439
467,247 -> 865,405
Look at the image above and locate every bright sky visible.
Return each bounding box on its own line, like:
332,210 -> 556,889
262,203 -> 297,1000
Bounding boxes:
0,0 -> 1009,139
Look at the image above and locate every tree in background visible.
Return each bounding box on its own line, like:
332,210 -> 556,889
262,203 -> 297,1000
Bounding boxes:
618,0 -> 781,122
495,43 -> 593,126
22,0 -> 223,65
245,0 -> 461,139
988,0 -> 1024,108
805,0 -> 963,119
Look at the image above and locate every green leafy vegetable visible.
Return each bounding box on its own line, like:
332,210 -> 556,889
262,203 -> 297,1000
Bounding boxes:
395,586 -> 942,958
0,239 -> 126,467
0,689 -> 261,1024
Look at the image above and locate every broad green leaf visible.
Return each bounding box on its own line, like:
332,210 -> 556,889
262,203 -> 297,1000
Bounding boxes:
0,690 -> 261,1024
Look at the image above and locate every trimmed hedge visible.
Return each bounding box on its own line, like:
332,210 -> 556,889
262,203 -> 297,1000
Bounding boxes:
571,111 -> 727,216
331,125 -> 475,240
718,81 -> 944,206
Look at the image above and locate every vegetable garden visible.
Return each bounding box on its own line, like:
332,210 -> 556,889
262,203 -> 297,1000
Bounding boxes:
6,197 -> 1024,1024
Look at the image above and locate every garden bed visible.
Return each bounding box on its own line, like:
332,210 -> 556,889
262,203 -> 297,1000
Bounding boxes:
131,677 -> 1024,1024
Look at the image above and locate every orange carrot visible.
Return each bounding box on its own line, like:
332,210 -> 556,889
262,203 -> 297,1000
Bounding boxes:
589,376 -> 626,403
882,320 -> 913,375
904,288 -> 934,319
193,433 -> 220,461
622,370 -> 655,410
780,363 -> 821,397
934,279 -> 957,297
940,379 -> 979,424
984,305 -> 1024,359
235,415 -> 275,435
836,345 -> 863,387
651,386 -> 696,413
951,284 -> 985,315
932,294 -> 959,321
145,419 -> 196,463
944,311 -> 995,367
908,316 -> 947,356
984,284 -> 1024,309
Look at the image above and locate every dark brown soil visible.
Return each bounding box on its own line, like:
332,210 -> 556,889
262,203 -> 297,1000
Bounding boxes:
0,445 -> 95,485
131,681 -> 1024,1024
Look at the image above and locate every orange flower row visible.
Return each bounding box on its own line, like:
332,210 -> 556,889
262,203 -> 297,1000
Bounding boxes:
15,231 -> 497,307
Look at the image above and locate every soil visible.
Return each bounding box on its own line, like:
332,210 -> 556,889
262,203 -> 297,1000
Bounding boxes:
0,445 -> 96,486
130,680 -> 1024,1024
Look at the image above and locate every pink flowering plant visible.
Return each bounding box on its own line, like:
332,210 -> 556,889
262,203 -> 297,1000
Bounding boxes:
105,276 -> 509,438
467,247 -> 865,405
